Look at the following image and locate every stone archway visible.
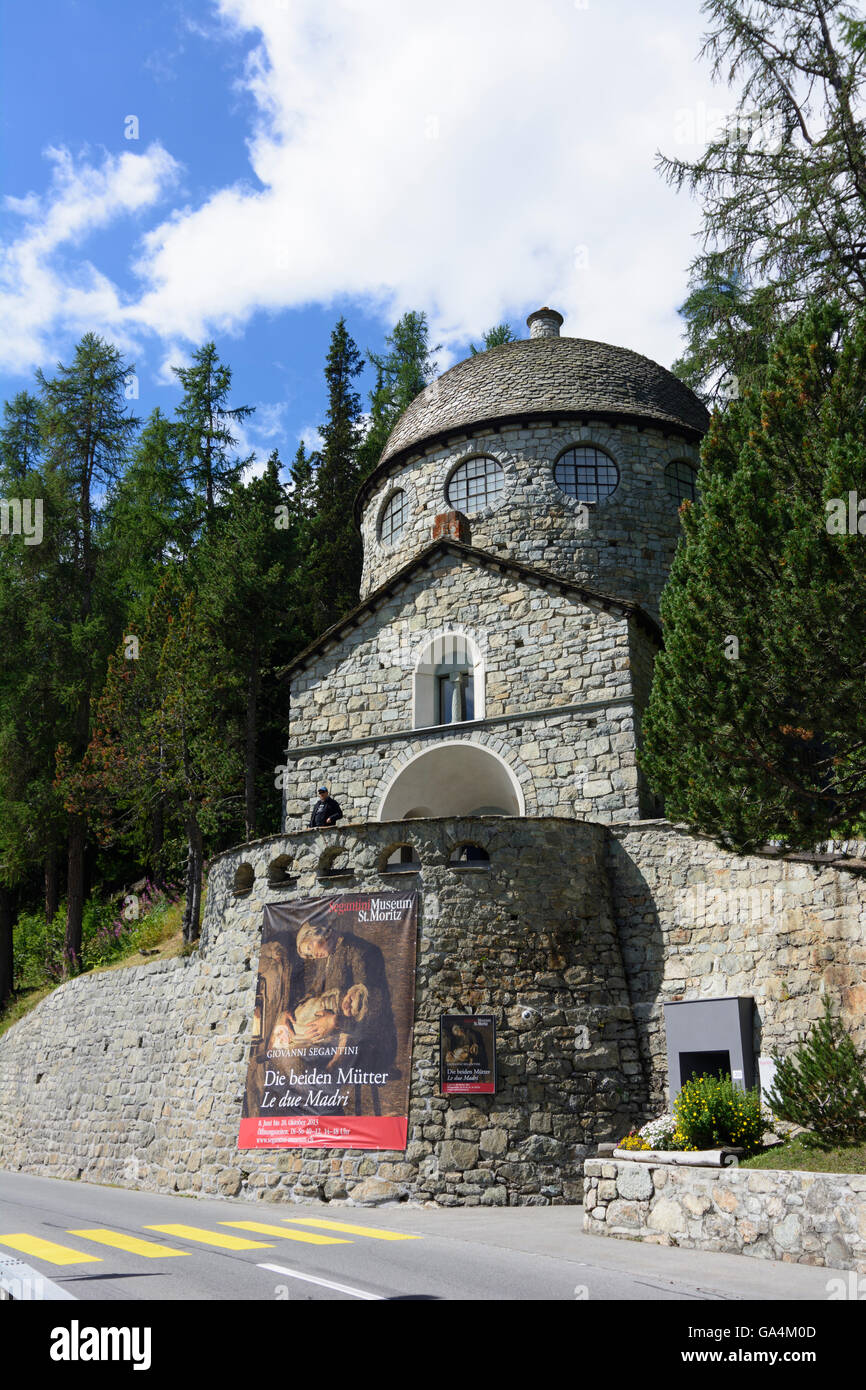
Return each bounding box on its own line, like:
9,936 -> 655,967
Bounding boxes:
378,742 -> 525,821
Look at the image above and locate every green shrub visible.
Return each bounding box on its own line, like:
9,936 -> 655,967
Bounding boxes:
673,1073 -> 764,1154
766,1000 -> 866,1145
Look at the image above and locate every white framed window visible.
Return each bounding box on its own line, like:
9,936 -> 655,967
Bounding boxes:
413,632 -> 485,729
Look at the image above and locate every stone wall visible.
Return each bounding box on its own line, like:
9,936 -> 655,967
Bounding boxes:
583,1157 -> 866,1273
4,814 -> 866,1208
606,822 -> 866,1110
359,420 -> 700,623
0,819 -> 646,1207
285,549 -> 654,824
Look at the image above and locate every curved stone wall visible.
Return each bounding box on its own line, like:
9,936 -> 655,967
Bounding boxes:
0,819 -> 645,1207
359,420 -> 700,622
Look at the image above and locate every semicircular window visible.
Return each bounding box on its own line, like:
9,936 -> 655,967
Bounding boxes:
446,456 -> 505,513
554,446 -> 619,504
379,489 -> 408,543
665,460 -> 698,504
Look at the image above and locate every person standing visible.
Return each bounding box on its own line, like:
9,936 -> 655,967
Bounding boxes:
309,784 -> 343,828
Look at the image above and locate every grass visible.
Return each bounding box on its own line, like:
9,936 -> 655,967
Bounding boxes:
0,889 -> 201,1040
741,1133 -> 866,1174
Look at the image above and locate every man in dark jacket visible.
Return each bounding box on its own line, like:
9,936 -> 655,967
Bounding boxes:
309,785 -> 343,828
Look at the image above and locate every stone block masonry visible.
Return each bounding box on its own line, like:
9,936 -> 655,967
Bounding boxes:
584,1158 -> 866,1274
0,819 -> 646,1207
284,548 -> 661,824
2,816 -> 865,1208
359,419 -> 700,624
606,822 -> 866,1110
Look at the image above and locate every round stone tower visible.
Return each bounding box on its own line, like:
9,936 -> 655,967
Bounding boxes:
356,308 -> 709,622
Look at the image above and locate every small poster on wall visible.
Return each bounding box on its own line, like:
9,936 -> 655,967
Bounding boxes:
239,891 -> 418,1150
440,1014 -> 497,1096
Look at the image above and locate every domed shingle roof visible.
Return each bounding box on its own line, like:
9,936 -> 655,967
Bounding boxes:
356,334 -> 709,518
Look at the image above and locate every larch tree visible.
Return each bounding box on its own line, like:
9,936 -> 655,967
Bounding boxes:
36,334 -> 137,973
658,0 -> 866,399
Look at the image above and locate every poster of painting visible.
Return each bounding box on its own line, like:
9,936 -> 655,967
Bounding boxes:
440,1014 -> 497,1095
238,891 -> 418,1150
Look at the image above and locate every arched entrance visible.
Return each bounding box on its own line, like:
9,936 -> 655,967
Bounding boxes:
379,742 -> 524,821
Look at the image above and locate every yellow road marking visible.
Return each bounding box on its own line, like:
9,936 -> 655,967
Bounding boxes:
0,1234 -> 101,1266
145,1224 -> 272,1250
68,1228 -> 189,1258
283,1218 -> 420,1241
220,1221 -> 349,1245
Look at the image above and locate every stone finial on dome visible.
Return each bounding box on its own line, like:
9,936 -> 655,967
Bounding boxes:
526,306 -> 564,339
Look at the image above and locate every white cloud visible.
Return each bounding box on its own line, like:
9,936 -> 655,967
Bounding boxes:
125,0 -> 726,365
2,1 -> 731,377
0,143 -> 180,373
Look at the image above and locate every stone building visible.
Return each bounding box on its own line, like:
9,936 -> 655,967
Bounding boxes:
2,307 -> 865,1210
283,306 -> 708,829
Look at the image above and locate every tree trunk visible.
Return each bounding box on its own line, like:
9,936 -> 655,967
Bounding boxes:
182,814 -> 203,944
65,812 -> 87,975
0,885 -> 16,1008
44,846 -> 60,925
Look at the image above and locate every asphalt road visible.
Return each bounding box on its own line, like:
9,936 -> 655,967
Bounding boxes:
0,1170 -> 838,1302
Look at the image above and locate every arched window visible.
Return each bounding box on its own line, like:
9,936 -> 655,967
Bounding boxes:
449,843 -> 490,867
233,863 -> 254,895
380,845 -> 421,873
554,446 -> 619,503
446,456 -> 504,513
379,489 -> 408,543
665,460 -> 697,504
413,632 -> 484,729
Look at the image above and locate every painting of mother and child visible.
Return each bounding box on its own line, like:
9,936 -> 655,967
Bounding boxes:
238,892 -> 418,1150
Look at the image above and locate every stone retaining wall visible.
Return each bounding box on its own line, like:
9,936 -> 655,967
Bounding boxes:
583,1157 -> 866,1273
606,822 -> 866,1110
0,818 -> 645,1207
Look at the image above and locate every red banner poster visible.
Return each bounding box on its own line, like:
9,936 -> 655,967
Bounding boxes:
239,891 -> 418,1150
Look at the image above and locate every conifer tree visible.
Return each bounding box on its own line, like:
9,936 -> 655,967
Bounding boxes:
68,574 -> 241,942
470,323 -> 517,355
306,318 -> 366,625
172,342 -> 254,532
37,334 -> 137,972
358,311 -> 439,478
640,303 -> 866,851
658,0 -> 866,395
196,452 -> 299,840
767,1000 -> 866,1143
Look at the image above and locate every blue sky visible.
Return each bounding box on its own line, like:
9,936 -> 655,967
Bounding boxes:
0,0 -> 728,470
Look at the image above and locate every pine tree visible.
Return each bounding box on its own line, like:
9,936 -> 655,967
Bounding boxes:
767,1000 -> 866,1144
67,574 -> 241,942
658,0 -> 866,395
0,391 -> 42,482
172,342 -> 254,532
196,452 -> 300,841
358,311 -> 440,478
306,318 -> 366,626
640,302 -> 866,851
470,323 -> 517,355
106,407 -> 188,610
